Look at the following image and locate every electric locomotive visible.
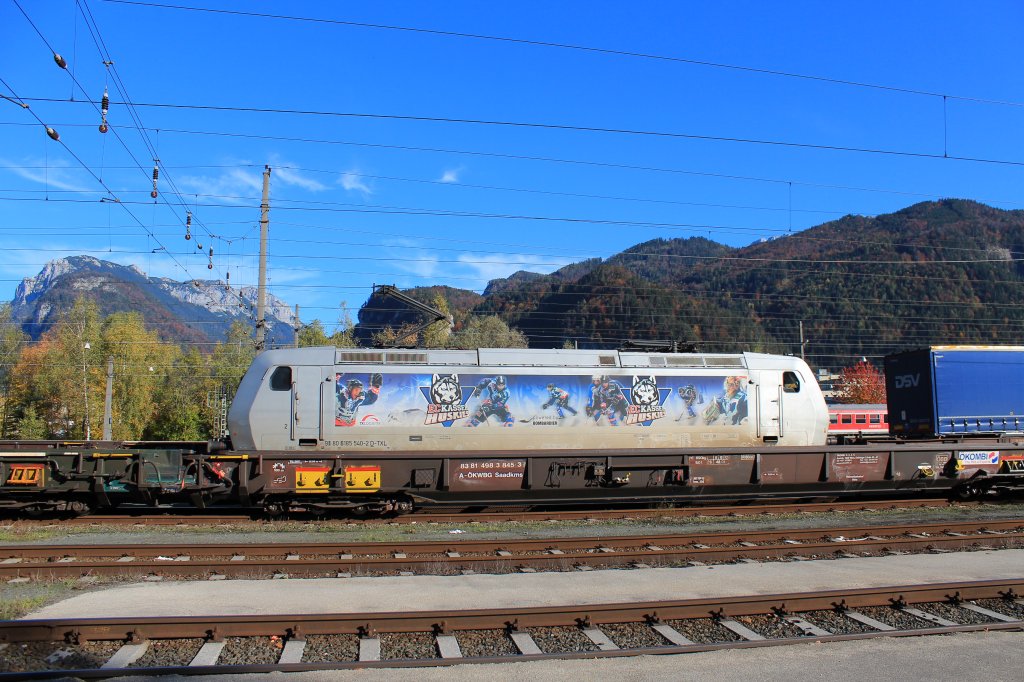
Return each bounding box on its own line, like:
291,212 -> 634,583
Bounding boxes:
228,347 -> 830,452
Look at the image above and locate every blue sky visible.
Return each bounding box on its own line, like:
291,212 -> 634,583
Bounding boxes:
3,0 -> 1024,332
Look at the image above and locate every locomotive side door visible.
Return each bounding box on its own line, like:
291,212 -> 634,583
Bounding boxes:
755,370 -> 782,442
291,366 -> 323,444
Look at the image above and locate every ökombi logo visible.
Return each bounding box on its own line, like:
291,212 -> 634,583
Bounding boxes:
957,451 -> 1000,466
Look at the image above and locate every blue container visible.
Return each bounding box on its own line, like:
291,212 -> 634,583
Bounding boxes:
884,346 -> 1024,436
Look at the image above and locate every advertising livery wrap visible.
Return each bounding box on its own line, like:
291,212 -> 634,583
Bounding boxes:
229,347 -> 830,452
335,371 -> 749,431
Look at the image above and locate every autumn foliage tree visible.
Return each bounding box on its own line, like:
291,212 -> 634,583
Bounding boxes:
833,360 -> 887,404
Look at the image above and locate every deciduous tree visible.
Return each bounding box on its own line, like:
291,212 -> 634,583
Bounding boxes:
448,316 -> 528,349
9,298 -> 102,438
833,360 -> 886,404
146,348 -> 210,440
99,311 -> 170,439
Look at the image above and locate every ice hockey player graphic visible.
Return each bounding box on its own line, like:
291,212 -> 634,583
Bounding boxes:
336,373 -> 383,427
541,383 -> 577,419
703,376 -> 748,426
465,376 -> 514,427
587,375 -> 628,425
676,384 -> 703,421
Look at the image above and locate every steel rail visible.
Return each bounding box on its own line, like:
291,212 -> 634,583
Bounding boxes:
3,520 -> 1021,580
1,579 -> 1022,680
7,579 -> 1023,639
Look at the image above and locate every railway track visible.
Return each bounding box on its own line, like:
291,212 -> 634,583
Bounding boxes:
3,579 -> 1022,678
4,497 -> 993,527
4,519 -> 1022,581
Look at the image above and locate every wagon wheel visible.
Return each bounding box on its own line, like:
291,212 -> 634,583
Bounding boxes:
952,483 -> 982,501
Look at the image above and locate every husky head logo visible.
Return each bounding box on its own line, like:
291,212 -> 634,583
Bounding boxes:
430,374 -> 462,406
632,376 -> 659,406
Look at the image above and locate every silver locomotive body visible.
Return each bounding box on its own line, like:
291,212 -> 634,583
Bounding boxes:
229,347 -> 829,452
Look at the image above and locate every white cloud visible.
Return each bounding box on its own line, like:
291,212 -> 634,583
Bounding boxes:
266,155 -> 328,192
457,252 -> 573,282
439,168 -> 460,184
177,157 -> 328,202
377,238 -> 573,286
0,157 -> 92,192
379,239 -> 439,278
177,167 -> 261,203
340,171 -> 372,194
274,166 -> 327,192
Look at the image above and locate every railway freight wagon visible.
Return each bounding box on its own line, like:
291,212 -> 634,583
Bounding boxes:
227,347 -> 831,452
885,346 -> 1024,438
3,347 -> 1024,516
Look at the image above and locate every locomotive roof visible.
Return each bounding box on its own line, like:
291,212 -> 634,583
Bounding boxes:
251,346 -> 813,370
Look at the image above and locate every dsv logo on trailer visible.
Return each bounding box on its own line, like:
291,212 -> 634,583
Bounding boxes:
894,374 -> 920,389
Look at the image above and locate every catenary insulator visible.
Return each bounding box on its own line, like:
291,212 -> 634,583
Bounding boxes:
98,89 -> 109,133
185,212 -> 192,240
150,164 -> 159,199
45,126 -> 59,141
53,53 -> 67,69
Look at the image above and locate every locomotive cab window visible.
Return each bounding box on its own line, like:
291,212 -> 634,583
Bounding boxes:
269,366 -> 293,391
782,371 -> 800,393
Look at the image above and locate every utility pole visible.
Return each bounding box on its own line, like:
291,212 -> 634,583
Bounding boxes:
103,356 -> 113,441
82,342 -> 91,441
293,304 -> 300,348
255,165 -> 271,351
799,321 -> 807,361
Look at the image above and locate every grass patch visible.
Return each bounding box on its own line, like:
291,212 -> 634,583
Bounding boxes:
0,579 -> 83,620
0,594 -> 50,620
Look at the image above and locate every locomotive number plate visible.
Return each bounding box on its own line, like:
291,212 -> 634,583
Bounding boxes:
295,466 -> 330,493
344,465 -> 381,493
6,464 -> 44,486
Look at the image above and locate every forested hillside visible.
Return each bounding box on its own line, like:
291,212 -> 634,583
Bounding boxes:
353,200 -> 1024,367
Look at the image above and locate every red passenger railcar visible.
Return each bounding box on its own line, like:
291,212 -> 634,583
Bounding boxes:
828,404 -> 889,443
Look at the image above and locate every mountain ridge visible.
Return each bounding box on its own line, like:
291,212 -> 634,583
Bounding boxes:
11,256 -> 296,346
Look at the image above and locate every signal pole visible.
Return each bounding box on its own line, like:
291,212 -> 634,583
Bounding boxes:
255,165 -> 270,351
